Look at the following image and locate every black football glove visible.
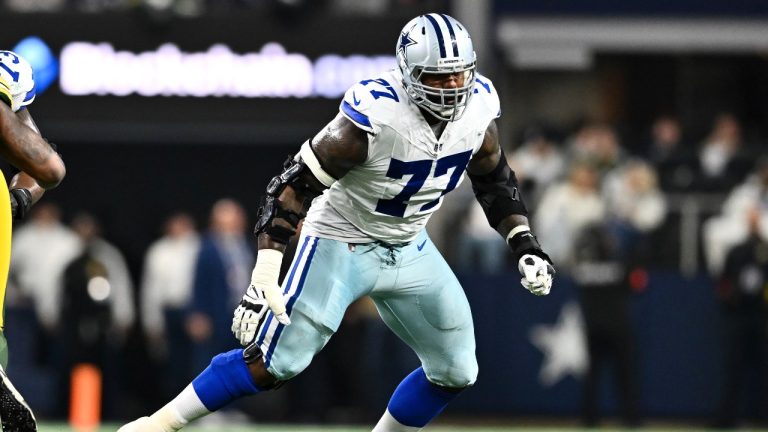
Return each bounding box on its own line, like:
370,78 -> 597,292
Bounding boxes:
508,228 -> 555,296
9,188 -> 32,220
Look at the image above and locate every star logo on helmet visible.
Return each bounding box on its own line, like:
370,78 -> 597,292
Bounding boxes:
398,31 -> 416,55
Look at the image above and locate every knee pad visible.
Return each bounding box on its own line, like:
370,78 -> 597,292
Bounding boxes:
425,355 -> 478,389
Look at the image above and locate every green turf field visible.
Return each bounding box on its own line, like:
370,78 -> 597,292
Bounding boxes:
34,424 -> 768,432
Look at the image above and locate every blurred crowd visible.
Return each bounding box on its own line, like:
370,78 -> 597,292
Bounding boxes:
6,196 -> 411,423
444,111 -> 767,427
7,198 -> 253,418
449,112 -> 763,276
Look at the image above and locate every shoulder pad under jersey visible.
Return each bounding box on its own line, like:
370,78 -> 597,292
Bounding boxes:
471,73 -> 501,120
339,71 -> 403,134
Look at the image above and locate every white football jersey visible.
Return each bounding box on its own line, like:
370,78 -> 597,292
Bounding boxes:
303,69 -> 500,244
0,51 -> 35,112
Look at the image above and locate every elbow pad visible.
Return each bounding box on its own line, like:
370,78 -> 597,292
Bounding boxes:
254,141 -> 335,244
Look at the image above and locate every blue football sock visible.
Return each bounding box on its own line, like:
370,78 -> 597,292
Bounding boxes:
387,367 -> 462,428
191,348 -> 262,411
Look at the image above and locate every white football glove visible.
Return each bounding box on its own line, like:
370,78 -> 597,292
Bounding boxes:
232,249 -> 291,346
518,253 -> 555,296
232,284 -> 269,346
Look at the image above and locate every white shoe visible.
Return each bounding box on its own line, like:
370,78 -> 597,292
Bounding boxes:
0,364 -> 37,432
117,417 -> 166,432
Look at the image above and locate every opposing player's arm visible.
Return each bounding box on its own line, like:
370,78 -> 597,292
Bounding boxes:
233,114 -> 368,335
0,102 -> 64,189
0,52 -> 63,218
9,108 -> 50,219
467,120 -> 554,295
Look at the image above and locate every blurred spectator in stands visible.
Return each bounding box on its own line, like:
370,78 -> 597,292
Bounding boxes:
59,212 -> 135,417
329,0 -> 387,15
187,199 -> 253,372
329,0 -> 441,15
703,158 -> 768,275
646,115 -> 697,192
534,161 -> 606,267
603,159 -> 667,260
508,124 -> 566,209
568,123 -> 624,179
713,208 -> 768,428
139,0 -> 205,18
647,116 -> 682,164
4,0 -> 65,12
573,223 -> 640,428
9,203 -> 81,332
454,202 -> 508,274
696,113 -> 749,192
76,0 -> 130,12
68,213 -> 135,339
140,212 -> 200,396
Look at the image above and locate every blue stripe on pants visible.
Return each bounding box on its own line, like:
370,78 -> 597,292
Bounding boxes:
264,237 -> 319,367
255,236 -> 311,347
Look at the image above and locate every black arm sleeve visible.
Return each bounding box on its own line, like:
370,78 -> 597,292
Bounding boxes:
467,149 -> 527,228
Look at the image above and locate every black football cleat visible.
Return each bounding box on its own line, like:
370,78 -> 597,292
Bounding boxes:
0,365 -> 36,432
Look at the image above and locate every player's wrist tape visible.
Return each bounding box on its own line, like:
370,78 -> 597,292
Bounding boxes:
250,249 -> 284,290
506,225 -> 550,263
250,248 -> 289,318
505,225 -> 530,244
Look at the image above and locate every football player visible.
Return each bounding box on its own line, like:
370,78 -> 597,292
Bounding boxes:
0,50 -> 66,432
121,14 -> 554,432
